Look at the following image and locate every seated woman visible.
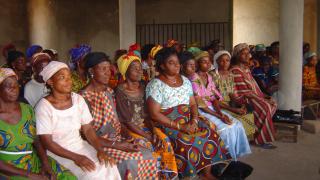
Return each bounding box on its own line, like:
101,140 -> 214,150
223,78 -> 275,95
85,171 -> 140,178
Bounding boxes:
115,51 -> 178,179
80,52 -> 158,179
35,61 -> 120,180
0,68 -> 76,180
230,43 -> 277,149
146,47 -> 231,179
303,52 -> 320,100
252,56 -> 279,97
211,50 -> 257,140
183,51 -> 251,160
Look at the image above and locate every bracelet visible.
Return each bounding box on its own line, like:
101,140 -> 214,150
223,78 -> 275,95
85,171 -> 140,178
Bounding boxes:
170,121 -> 173,127
192,118 -> 199,124
177,123 -> 180,130
111,141 -> 116,146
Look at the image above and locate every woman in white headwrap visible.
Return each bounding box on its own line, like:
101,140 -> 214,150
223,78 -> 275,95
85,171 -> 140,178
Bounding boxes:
35,61 -> 121,180
211,50 -> 257,140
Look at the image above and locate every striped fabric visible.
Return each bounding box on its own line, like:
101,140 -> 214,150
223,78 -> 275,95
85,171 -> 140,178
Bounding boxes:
230,66 -> 277,145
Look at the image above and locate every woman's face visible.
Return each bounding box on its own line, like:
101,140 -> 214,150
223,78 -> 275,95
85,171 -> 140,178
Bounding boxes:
12,57 -> 27,71
309,56 -> 318,66
183,59 -> 196,77
91,61 -> 111,85
126,60 -> 143,82
198,56 -> 211,72
238,48 -> 251,64
217,54 -> 231,71
161,54 -> 181,76
0,76 -> 20,102
48,68 -> 72,94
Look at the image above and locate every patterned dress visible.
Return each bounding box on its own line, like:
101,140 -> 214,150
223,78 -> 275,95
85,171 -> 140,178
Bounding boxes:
146,76 -> 231,178
230,66 -> 277,145
303,65 -> 320,100
211,72 -> 257,140
115,84 -> 178,179
0,103 -> 76,180
189,73 -> 251,160
81,89 -> 158,179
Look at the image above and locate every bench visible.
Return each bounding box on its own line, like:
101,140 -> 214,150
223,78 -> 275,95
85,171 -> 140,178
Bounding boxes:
301,100 -> 320,120
274,122 -> 299,143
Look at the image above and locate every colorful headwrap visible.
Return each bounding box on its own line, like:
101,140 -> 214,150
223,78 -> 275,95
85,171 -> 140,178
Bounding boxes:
213,50 -> 231,73
166,39 -> 179,47
69,44 -> 91,69
255,44 -> 266,52
40,61 -> 69,82
117,51 -> 141,80
232,43 -> 250,57
194,50 -> 210,61
2,43 -> 16,57
31,52 -> 51,66
149,45 -> 163,59
188,41 -> 200,48
187,47 -> 201,56
129,43 -> 141,58
304,52 -> 317,61
26,45 -> 42,59
0,68 -> 17,85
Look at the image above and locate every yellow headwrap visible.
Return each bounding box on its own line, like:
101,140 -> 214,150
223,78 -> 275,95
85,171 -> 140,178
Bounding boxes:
149,45 -> 163,59
194,50 -> 210,61
117,52 -> 141,80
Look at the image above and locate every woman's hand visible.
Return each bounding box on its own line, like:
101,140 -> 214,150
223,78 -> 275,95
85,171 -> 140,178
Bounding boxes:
114,141 -> 139,152
73,154 -> 96,172
235,106 -> 247,115
221,114 -> 233,125
97,150 -> 116,166
180,123 -> 197,134
40,162 -> 55,179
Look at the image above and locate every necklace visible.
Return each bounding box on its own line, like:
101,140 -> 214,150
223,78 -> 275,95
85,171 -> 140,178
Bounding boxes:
166,77 -> 177,84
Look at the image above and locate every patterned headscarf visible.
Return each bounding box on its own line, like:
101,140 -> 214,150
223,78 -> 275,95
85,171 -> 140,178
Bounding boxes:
26,45 -> 42,59
213,50 -> 231,73
31,52 -> 51,66
129,43 -> 141,58
166,39 -> 179,47
149,45 -> 163,59
194,50 -> 210,61
69,44 -> 91,69
304,52 -> 317,61
40,61 -> 69,82
2,43 -> 16,57
187,47 -> 201,56
232,43 -> 250,57
117,51 -> 141,80
0,68 -> 17,85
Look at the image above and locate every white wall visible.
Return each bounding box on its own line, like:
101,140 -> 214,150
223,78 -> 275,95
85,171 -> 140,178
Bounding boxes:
233,0 -> 279,47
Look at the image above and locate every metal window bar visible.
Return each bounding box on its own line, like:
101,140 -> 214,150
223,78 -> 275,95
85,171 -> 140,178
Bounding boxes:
137,21 -> 230,49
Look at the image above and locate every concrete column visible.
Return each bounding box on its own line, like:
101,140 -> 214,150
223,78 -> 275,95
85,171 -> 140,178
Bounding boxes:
27,0 -> 54,48
278,0 -> 304,111
119,0 -> 136,49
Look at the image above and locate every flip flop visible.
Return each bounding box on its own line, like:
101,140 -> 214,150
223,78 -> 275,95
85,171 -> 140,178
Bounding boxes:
260,143 -> 277,149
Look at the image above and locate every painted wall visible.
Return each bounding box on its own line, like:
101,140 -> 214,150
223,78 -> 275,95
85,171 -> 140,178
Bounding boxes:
304,0 -> 317,52
136,0 -> 231,24
28,0 -> 120,61
233,0 -> 279,47
0,0 -> 28,65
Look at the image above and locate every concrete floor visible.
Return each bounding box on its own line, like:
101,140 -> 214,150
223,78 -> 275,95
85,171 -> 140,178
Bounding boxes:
240,131 -> 320,180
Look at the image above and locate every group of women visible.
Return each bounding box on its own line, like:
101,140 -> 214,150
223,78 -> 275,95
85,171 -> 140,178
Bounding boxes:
0,42 -> 278,180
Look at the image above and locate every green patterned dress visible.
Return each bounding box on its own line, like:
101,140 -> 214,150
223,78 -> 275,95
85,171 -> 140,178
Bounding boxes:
0,103 -> 76,180
212,72 -> 257,140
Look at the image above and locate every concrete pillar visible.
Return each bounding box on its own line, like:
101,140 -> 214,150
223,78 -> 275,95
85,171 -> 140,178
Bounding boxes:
119,0 -> 136,49
278,0 -> 304,111
27,0 -> 54,48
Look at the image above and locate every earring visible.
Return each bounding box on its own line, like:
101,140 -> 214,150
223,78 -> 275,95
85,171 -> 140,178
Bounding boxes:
89,73 -> 94,78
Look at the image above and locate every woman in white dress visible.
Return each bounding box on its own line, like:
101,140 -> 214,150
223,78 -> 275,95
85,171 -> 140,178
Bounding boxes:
35,61 -> 121,180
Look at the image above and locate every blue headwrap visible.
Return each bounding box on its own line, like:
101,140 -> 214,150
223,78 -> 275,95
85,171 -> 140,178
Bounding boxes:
26,45 -> 42,59
69,44 -> 91,69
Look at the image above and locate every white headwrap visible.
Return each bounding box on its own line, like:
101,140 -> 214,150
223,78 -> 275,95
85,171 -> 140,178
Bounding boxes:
40,61 -> 69,82
213,50 -> 231,73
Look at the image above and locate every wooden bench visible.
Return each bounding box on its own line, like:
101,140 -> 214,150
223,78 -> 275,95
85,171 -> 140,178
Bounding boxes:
274,122 -> 299,143
301,100 -> 320,120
